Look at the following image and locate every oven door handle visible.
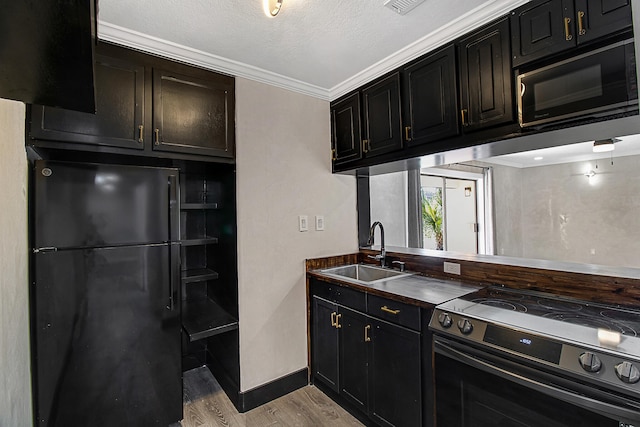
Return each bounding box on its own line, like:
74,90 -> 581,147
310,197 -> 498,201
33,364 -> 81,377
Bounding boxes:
435,338 -> 640,423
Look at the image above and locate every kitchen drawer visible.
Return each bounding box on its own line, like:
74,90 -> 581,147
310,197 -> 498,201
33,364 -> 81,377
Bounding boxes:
312,281 -> 366,312
367,294 -> 421,331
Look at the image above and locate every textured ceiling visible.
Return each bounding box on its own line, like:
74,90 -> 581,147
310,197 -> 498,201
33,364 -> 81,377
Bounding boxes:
97,0 -> 525,100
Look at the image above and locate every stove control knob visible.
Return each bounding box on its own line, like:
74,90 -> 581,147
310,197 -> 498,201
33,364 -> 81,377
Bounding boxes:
615,361 -> 640,384
438,312 -> 453,328
457,318 -> 473,335
578,352 -> 602,373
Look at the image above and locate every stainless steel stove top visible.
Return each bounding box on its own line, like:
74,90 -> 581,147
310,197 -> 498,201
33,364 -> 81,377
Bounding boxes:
429,286 -> 640,397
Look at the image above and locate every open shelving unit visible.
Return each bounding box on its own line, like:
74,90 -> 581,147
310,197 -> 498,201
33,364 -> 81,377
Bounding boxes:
179,166 -> 239,377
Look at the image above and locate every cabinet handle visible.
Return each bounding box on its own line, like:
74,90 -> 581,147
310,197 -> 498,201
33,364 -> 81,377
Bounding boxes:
154,128 -> 160,145
577,11 -> 585,36
404,126 -> 411,141
331,148 -> 337,161
364,325 -> 371,342
564,17 -> 573,41
335,313 -> 342,329
362,139 -> 369,153
138,125 -> 144,143
461,109 -> 468,126
381,305 -> 401,315
331,311 -> 337,327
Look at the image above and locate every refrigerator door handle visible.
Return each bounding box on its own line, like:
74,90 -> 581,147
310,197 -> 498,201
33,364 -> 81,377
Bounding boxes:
167,174 -> 180,242
168,243 -> 181,311
167,174 -> 180,311
33,247 -> 58,253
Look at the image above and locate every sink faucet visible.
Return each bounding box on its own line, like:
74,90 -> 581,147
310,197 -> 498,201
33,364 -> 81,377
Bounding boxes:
367,221 -> 386,267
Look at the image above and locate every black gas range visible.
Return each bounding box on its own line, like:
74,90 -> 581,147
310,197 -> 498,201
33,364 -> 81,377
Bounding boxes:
429,286 -> 640,426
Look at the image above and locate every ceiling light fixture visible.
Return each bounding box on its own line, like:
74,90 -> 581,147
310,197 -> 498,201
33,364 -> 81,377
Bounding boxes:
264,0 -> 283,17
592,138 -> 617,153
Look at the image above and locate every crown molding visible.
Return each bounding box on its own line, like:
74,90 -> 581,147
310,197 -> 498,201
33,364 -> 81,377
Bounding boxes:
328,0 -> 529,101
98,21 -> 331,100
99,0 -> 528,103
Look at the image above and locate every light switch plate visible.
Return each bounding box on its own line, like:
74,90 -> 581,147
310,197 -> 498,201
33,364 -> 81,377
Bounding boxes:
299,215 -> 308,232
315,215 -> 325,231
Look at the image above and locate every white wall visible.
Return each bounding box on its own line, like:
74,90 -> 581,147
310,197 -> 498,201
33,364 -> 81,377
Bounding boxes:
0,99 -> 32,426
493,157 -> 640,268
369,172 -> 408,247
235,78 -> 358,392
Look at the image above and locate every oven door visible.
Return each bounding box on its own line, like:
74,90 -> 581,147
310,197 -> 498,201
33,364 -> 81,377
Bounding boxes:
517,39 -> 637,127
434,336 -> 640,426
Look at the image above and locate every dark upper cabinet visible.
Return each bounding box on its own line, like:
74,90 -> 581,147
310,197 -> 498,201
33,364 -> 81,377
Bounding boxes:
511,0 -> 632,67
402,45 -> 459,146
28,43 -> 235,160
361,73 -> 403,156
30,53 -> 145,150
152,69 -> 235,158
458,17 -> 514,131
331,93 -> 363,165
0,0 -> 96,113
574,0 -> 632,43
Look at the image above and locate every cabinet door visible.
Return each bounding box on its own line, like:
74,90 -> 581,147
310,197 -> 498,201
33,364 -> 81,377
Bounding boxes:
29,54 -> 145,149
511,0 -> 575,67
458,17 -> 514,131
339,307 -> 369,413
362,73 -> 403,157
369,319 -> 421,427
331,93 -> 363,165
575,0 -> 632,44
153,69 -> 234,158
402,45 -> 459,146
312,297 -> 340,392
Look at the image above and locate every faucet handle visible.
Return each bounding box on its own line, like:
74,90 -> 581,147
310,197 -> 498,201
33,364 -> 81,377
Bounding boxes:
392,261 -> 406,272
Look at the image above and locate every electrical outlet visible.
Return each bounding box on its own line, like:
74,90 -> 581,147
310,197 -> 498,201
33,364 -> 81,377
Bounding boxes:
315,215 -> 325,231
298,215 -> 308,232
444,262 -> 461,275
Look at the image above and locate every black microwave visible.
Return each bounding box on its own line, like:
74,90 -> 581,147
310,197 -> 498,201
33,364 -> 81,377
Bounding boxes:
517,39 -> 638,128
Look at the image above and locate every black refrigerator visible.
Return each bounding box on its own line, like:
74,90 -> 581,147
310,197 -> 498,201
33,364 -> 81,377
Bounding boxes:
31,160 -> 182,426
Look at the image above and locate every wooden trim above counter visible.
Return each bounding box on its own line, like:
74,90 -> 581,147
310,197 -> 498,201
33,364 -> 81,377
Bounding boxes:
307,250 -> 640,308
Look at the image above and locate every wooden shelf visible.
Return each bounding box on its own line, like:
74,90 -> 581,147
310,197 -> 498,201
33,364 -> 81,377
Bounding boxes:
182,299 -> 238,342
181,236 -> 219,246
182,268 -> 219,284
181,203 -> 219,210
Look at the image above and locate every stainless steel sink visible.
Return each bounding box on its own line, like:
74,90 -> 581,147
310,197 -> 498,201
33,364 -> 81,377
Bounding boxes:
320,264 -> 412,284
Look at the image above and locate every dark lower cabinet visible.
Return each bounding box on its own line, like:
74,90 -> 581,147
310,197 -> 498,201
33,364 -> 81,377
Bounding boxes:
370,319 -> 421,427
312,297 -> 340,391
339,307 -> 369,413
311,282 -> 423,427
458,17 -> 514,131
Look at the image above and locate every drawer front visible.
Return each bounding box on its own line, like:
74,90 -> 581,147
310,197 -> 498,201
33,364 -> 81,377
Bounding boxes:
367,294 -> 421,331
312,281 -> 366,312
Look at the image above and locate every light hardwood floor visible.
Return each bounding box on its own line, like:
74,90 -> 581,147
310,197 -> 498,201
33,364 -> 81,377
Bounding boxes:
177,367 -> 364,427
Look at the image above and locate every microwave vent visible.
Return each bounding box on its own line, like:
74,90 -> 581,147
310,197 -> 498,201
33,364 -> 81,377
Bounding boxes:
384,0 -> 426,15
